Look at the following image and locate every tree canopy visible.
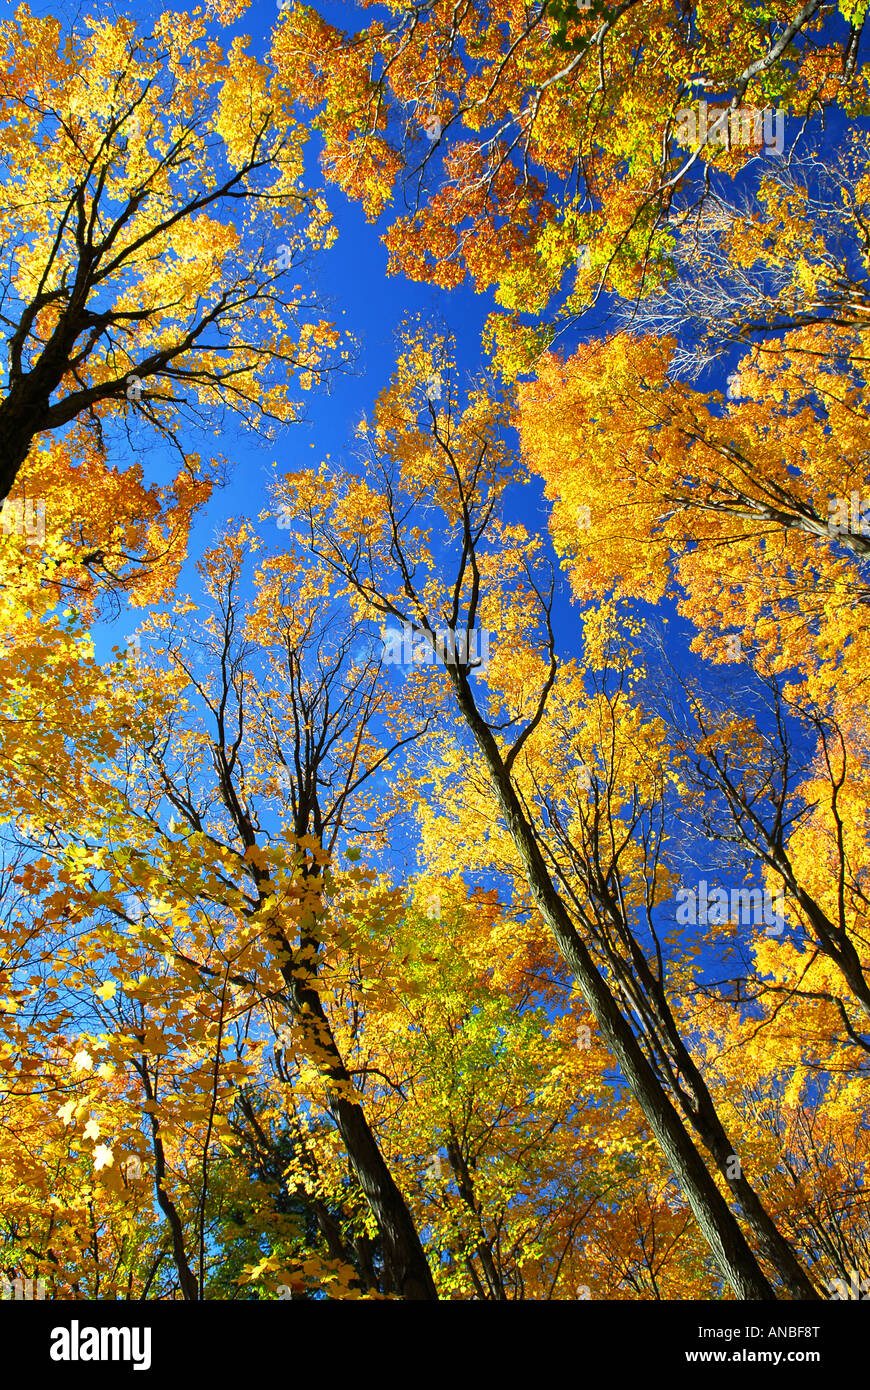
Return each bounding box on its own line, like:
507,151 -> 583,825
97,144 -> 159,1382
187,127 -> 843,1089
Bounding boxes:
1,0 -> 869,1314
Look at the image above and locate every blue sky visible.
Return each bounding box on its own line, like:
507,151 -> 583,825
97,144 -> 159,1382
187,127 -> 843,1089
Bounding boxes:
76,0 -> 496,664
8,0 -> 856,1253
58,0 -> 824,673
22,0 -> 831,922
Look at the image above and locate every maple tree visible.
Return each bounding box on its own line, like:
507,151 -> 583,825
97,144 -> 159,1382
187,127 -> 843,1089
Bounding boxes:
275,332 -> 838,1299
2,0 -> 870,1314
515,140 -> 870,1049
611,140 -> 870,375
1,521 -> 447,1298
271,0 -> 867,370
0,2 -> 342,507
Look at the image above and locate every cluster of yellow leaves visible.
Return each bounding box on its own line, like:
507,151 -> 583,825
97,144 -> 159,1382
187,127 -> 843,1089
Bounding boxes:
271,0 -> 867,368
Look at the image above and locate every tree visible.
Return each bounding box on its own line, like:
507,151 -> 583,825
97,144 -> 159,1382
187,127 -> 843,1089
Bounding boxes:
517,319 -> 870,707
277,330 -> 819,1298
0,4 -> 342,505
613,139 -> 870,377
4,0 -> 870,1309
272,0 -> 860,370
2,522 -> 440,1298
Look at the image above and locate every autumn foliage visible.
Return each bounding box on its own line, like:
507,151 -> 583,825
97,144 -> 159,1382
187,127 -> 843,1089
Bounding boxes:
1,0 -> 869,1307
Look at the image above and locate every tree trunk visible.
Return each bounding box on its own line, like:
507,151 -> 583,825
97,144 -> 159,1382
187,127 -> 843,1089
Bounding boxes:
137,1062 -> 200,1301
283,969 -> 438,1301
590,881 -> 818,1298
451,675 -> 780,1300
